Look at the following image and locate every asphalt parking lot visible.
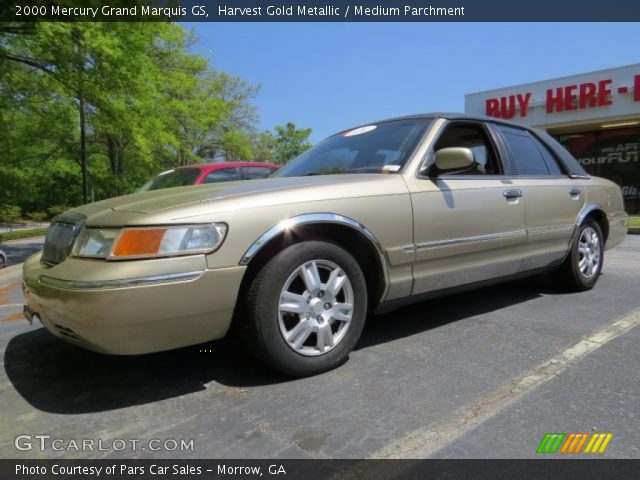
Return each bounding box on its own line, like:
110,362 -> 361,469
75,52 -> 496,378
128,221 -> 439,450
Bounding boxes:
1,236 -> 639,459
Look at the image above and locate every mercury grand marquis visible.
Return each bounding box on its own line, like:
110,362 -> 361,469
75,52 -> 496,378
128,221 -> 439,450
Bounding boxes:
22,114 -> 628,376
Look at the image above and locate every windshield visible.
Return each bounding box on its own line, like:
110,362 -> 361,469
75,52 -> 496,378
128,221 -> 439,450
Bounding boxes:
138,168 -> 201,192
276,118 -> 431,177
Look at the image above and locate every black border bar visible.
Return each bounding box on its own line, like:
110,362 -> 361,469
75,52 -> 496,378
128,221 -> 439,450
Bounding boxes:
2,460 -> 640,480
2,0 -> 640,22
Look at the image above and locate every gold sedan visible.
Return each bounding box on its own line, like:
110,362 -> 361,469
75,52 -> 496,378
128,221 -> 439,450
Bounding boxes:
22,114 -> 628,376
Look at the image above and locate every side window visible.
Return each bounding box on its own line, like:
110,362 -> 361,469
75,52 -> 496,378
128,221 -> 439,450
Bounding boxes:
202,167 -> 240,183
241,166 -> 276,179
535,138 -> 565,176
432,123 -> 502,175
498,126 -> 555,176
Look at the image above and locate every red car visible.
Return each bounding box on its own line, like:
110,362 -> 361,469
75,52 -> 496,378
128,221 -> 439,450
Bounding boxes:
139,162 -> 280,192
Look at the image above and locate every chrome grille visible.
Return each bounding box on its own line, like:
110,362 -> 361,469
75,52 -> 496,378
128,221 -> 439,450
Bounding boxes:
41,212 -> 86,265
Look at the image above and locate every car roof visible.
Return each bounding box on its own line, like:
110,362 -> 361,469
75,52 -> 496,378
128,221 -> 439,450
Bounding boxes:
360,112 -> 541,132
334,112 -> 588,178
175,162 -> 279,171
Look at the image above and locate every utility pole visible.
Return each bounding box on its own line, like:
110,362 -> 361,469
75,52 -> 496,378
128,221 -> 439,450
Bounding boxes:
79,93 -> 88,203
73,27 -> 89,204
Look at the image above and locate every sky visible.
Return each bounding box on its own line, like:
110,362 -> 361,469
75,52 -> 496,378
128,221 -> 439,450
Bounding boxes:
190,23 -> 640,143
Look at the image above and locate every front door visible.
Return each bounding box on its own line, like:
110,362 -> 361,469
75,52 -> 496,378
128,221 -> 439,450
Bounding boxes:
404,121 -> 527,295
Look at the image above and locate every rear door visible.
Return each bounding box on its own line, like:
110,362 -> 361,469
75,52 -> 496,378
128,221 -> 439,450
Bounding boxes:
404,120 -> 528,295
494,125 -> 584,271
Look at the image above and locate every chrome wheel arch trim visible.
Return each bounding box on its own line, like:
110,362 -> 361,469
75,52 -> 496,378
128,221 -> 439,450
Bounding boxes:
560,202 -> 606,263
576,202 -> 604,228
239,212 -> 390,302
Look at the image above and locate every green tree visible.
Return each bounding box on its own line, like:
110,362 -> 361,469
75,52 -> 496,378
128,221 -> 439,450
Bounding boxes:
27,210 -> 47,227
272,122 -> 313,163
0,22 -> 261,213
252,131 -> 278,163
0,205 -> 21,231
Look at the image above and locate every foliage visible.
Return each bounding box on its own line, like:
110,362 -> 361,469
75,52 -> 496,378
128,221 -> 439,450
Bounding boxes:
259,122 -> 313,164
47,205 -> 71,219
273,122 -> 313,163
0,227 -> 48,242
0,205 -> 22,230
0,22 -> 262,213
629,216 -> 640,228
251,131 -> 278,163
27,210 -> 47,225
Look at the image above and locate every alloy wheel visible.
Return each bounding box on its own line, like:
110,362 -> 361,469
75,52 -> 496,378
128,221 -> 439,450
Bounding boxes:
278,259 -> 354,356
578,226 -> 601,279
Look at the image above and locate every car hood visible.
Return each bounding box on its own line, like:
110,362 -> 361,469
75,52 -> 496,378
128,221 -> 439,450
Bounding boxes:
71,174 -> 409,227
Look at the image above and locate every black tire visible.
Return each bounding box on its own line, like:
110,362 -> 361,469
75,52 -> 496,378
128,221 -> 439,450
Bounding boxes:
0,256 -> 5,269
236,240 -> 368,377
553,218 -> 604,291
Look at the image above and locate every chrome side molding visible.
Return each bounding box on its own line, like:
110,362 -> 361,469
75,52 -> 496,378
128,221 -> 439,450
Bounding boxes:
415,229 -> 526,251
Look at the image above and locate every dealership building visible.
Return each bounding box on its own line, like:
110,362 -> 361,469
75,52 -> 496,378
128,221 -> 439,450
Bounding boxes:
465,63 -> 640,214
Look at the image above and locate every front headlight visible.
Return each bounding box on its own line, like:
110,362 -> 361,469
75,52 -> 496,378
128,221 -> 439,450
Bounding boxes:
74,229 -> 120,258
74,224 -> 228,260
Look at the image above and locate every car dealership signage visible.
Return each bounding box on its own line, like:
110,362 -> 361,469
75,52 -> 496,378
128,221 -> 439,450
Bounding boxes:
465,64 -> 640,129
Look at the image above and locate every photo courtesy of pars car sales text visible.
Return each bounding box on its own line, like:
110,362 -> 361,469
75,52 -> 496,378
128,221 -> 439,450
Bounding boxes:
15,464 -> 285,476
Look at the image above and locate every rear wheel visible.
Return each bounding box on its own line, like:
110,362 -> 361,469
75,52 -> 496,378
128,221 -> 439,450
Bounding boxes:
237,241 -> 367,377
553,218 -> 604,291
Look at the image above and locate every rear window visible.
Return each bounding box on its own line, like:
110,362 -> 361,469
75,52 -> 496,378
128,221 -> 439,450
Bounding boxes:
536,139 -> 565,175
241,166 -> 276,179
139,168 -> 200,191
498,126 -> 551,175
202,167 -> 241,183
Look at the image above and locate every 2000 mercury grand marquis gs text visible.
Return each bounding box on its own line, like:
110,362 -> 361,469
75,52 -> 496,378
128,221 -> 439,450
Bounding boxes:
22,114 -> 628,376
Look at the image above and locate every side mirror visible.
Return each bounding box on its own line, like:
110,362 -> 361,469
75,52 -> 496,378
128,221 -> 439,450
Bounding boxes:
432,147 -> 476,174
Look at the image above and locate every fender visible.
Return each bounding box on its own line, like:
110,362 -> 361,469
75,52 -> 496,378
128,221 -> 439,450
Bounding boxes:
560,202 -> 605,262
239,212 -> 390,302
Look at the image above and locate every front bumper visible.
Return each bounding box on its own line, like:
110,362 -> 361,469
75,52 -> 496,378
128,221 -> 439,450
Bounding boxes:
22,253 -> 246,355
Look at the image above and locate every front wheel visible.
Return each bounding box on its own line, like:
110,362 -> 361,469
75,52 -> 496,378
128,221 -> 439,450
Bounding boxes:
237,241 -> 368,377
553,218 -> 604,291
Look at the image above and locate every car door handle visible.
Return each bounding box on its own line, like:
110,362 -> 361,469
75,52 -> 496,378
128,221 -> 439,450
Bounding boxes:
503,189 -> 523,200
569,188 -> 581,196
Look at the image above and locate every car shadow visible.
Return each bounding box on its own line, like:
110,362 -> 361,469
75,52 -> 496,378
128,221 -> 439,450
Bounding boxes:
4,274 -> 556,414
356,274 -> 553,350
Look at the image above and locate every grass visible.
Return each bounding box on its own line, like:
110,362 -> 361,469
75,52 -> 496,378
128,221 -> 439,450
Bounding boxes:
0,227 -> 48,242
629,216 -> 640,228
